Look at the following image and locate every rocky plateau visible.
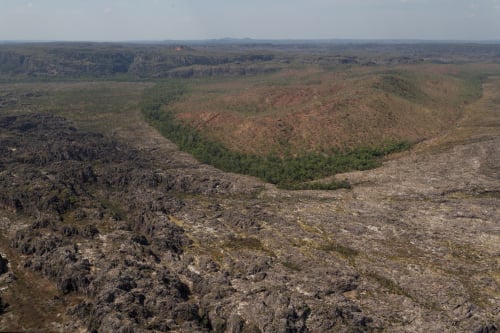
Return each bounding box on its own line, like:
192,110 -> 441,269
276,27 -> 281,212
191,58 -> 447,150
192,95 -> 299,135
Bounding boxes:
0,63 -> 499,332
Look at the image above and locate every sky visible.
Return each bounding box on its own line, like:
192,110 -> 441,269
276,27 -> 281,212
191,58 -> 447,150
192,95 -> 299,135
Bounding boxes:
0,0 -> 500,41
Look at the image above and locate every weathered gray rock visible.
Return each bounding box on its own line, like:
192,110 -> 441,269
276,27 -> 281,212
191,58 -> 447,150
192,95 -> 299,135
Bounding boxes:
2,111 -> 499,332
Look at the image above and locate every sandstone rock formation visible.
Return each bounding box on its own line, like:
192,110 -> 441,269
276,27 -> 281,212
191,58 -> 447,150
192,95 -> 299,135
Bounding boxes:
0,84 -> 499,333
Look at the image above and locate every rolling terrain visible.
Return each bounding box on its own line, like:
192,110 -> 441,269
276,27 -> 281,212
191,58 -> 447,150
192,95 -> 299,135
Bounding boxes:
167,65 -> 482,155
0,42 -> 499,332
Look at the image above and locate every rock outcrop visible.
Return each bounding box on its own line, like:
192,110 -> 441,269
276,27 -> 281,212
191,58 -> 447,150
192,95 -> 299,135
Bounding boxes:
0,114 -> 370,332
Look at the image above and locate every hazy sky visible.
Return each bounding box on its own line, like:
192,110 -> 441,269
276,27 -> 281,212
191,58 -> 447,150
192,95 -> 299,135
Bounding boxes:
1,0 -> 499,41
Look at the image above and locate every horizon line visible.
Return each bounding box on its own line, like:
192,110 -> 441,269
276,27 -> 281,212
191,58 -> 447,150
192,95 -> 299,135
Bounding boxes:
1,37 -> 500,44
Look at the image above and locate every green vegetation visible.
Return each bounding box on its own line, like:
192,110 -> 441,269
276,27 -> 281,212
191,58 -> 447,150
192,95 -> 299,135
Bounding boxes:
281,261 -> 302,271
455,71 -> 486,102
223,237 -> 266,252
365,272 -> 411,298
319,241 -> 359,257
374,72 -> 425,101
99,197 -> 127,221
142,82 -> 411,189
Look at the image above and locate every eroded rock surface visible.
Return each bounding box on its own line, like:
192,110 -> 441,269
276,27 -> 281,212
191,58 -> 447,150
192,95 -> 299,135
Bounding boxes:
0,74 -> 499,333
0,114 -> 367,332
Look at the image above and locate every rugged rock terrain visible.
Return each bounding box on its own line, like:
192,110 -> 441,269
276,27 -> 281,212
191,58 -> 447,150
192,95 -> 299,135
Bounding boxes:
0,79 -> 499,331
0,113 -> 368,332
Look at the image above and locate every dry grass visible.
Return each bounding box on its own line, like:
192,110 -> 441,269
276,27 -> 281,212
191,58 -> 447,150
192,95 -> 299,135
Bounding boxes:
0,81 -> 151,138
167,64 -> 493,156
416,74 -> 500,153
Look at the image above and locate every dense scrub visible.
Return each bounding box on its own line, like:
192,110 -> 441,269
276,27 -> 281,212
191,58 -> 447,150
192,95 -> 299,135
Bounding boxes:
142,82 -> 411,189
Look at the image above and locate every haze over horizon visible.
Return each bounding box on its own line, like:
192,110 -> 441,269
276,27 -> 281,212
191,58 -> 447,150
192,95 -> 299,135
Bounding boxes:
1,0 -> 500,42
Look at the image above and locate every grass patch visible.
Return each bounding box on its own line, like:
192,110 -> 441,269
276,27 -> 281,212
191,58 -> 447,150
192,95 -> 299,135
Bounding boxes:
0,81 -> 150,136
365,272 -> 411,298
319,242 -> 359,257
444,190 -> 500,200
281,261 -> 302,272
223,236 -> 265,251
374,72 -> 426,102
99,197 -> 127,221
478,190 -> 500,198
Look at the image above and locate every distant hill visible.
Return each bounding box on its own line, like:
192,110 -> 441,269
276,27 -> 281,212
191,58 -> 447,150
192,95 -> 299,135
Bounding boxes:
1,42 -> 500,80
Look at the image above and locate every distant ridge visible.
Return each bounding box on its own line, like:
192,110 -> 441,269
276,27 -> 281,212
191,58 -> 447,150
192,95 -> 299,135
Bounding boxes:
2,38 -> 500,45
